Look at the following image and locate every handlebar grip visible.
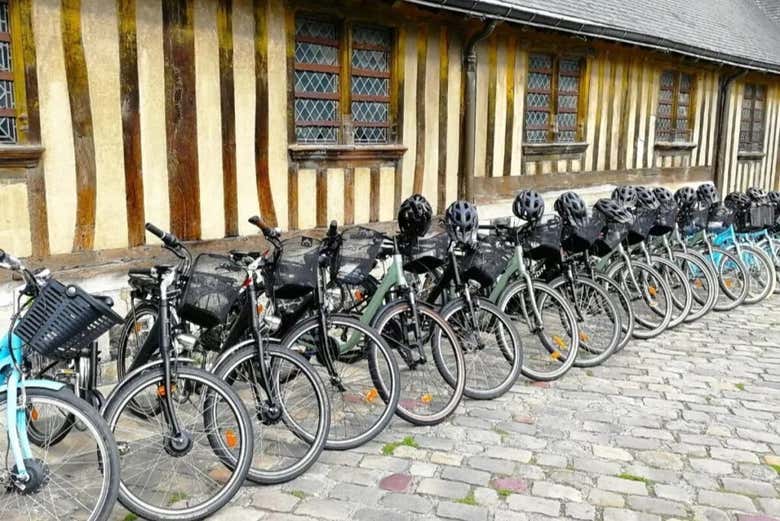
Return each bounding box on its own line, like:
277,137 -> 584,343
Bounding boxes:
145,222 -> 181,248
327,220 -> 338,237
248,215 -> 280,239
0,249 -> 21,269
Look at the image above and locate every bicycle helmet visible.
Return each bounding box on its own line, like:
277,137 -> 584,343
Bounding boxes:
398,194 -> 433,238
724,191 -> 751,210
554,191 -> 588,226
768,191 -> 780,206
635,186 -> 660,210
746,186 -> 767,202
513,190 -> 545,222
653,187 -> 676,207
445,200 -> 478,244
611,185 -> 637,207
697,183 -> 719,206
674,186 -> 697,209
594,198 -> 634,224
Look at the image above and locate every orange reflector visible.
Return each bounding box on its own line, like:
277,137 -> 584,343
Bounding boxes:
724,278 -> 734,288
135,323 -> 144,333
354,290 -> 365,302
420,394 -> 433,404
579,332 -> 590,342
157,385 -> 175,397
365,388 -> 379,403
693,279 -> 703,288
30,407 -> 39,421
224,429 -> 238,449
552,335 -> 568,349
550,351 -> 561,360
648,286 -> 657,297
257,303 -> 265,314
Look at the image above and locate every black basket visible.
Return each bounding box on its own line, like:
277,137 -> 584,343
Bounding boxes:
336,226 -> 386,285
180,254 -> 246,328
272,235 -> 321,299
459,234 -> 514,287
590,219 -> 631,257
521,219 -> 562,261
627,207 -> 658,245
706,204 -> 735,231
561,215 -> 604,255
678,205 -> 709,233
650,204 -> 678,236
15,279 -> 122,361
401,227 -> 450,274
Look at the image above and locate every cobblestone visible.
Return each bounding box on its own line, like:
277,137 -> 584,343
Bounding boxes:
121,297 -> 780,521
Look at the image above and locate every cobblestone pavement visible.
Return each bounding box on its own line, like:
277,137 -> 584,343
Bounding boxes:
119,295 -> 780,521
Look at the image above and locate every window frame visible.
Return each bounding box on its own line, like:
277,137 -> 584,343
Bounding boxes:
291,13 -> 397,147
738,83 -> 766,154
523,52 -> 587,145
655,69 -> 695,144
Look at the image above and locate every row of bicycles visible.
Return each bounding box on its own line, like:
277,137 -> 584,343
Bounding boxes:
1,179 -> 778,520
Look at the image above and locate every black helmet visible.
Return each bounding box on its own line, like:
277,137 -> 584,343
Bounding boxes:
653,187 -> 675,207
398,194 -> 433,238
611,185 -> 637,207
513,190 -> 545,222
724,192 -> 751,210
635,186 -> 660,210
768,191 -> 780,206
445,200 -> 478,243
594,198 -> 634,224
674,186 -> 697,209
697,183 -> 719,206
746,186 -> 767,202
554,192 -> 588,226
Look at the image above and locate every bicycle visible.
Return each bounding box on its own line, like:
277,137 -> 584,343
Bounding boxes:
0,250 -> 121,521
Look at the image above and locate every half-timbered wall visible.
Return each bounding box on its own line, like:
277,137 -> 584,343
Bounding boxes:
4,0 -> 780,260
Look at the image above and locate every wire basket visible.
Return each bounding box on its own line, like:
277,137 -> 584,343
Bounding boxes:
650,204 -> 678,236
627,207 -> 658,245
401,226 -> 450,275
706,204 -> 735,231
733,203 -> 775,232
15,279 -> 122,361
561,214 -> 604,254
521,219 -> 562,261
459,234 -> 514,287
272,235 -> 321,299
336,226 -> 386,285
590,219 -> 631,257
180,254 -> 246,328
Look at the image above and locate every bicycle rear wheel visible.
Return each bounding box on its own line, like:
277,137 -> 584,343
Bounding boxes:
438,296 -> 522,400
214,343 -> 330,484
0,387 -> 120,521
103,366 -> 253,521
373,300 -> 465,426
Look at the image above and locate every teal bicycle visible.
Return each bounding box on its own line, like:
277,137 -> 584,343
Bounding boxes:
0,250 -> 121,521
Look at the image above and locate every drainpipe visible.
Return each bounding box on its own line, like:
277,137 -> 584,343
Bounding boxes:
712,69 -> 746,193
460,20 -> 497,202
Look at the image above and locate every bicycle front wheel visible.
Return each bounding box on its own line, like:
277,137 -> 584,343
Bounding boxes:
707,246 -> 749,311
439,296 -> 522,400
731,244 -> 776,304
281,314 -> 400,450
0,387 -> 120,521
214,343 -> 330,484
592,272 -> 634,352
373,300 -> 465,426
103,366 -> 253,521
649,255 -> 693,329
607,261 -> 673,339
671,251 -> 717,322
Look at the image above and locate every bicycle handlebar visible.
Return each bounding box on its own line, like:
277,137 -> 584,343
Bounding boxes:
0,249 -> 21,270
248,215 -> 281,240
145,222 -> 181,249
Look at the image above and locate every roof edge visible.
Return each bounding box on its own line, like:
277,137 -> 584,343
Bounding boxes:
405,0 -> 780,75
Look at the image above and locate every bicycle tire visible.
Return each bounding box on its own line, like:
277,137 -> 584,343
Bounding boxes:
648,255 -> 693,329
731,244 -> 776,304
606,260 -> 673,339
670,251 -> 717,322
372,300 -> 465,426
704,246 -> 749,311
0,387 -> 120,521
438,296 -> 523,400
591,272 -> 634,352
496,280 -> 580,381
212,343 -> 330,484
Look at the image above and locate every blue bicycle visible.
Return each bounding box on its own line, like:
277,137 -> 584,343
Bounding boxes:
0,249 -> 121,521
710,225 -> 776,304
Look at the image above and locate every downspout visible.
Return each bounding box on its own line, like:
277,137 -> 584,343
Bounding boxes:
460,20 -> 497,202
712,69 -> 746,193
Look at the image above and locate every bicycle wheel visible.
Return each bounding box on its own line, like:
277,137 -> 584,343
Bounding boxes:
24,354 -> 75,446
438,296 -> 522,400
671,251 -> 717,322
607,261 -> 673,339
0,387 -> 120,521
372,300 -> 465,426
706,246 -> 749,311
497,281 -> 579,381
649,255 -> 693,329
280,314 -> 400,450
758,238 -> 780,294
103,366 -> 253,521
731,244 -> 776,304
592,272 -> 634,352
213,343 -> 329,484
117,303 -> 159,379
549,277 -> 620,368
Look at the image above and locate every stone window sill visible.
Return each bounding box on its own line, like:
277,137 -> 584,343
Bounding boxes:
522,142 -> 589,157
737,150 -> 765,161
288,144 -> 407,163
654,141 -> 697,151
0,144 -> 44,170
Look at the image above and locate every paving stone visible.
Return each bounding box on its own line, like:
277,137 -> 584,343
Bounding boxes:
531,481 -> 583,502
602,507 -> 661,521
626,496 -> 689,516
409,462 -> 437,477
416,478 -> 470,500
491,477 -> 529,493
690,458 -> 734,475
251,489 -> 301,512
378,473 -> 412,492
467,456 -> 514,474
566,502 -> 597,520
757,498 -> 780,516
352,508 -> 407,521
721,477 -> 778,498
698,490 -> 758,512
597,476 -> 649,496
209,506 -> 266,521
328,483 -> 384,505
506,494 -> 561,517
431,452 -> 463,466
635,450 -> 684,470
441,466 -> 492,487
710,447 -> 761,464
295,498 -> 354,520
379,493 -> 433,514
483,447 -> 533,463
588,488 -> 626,508
436,501 -> 488,521
692,506 -> 731,521
655,483 -> 695,504
594,445 -> 634,461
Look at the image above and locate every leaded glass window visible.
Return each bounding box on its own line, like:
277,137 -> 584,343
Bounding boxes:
739,84 -> 765,153
524,54 -> 582,143
0,0 -> 15,144
656,70 -> 693,143
293,16 -> 394,145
